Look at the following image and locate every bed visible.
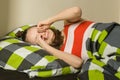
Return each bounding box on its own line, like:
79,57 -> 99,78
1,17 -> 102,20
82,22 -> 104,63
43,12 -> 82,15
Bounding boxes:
0,23 -> 120,80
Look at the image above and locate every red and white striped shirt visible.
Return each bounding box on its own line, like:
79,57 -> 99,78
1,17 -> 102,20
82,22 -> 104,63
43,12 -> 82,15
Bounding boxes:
60,21 -> 95,60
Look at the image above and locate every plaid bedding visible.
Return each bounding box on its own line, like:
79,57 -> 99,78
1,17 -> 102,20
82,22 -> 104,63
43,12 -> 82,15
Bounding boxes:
78,22 -> 120,80
1,23 -> 120,79
0,25 -> 79,78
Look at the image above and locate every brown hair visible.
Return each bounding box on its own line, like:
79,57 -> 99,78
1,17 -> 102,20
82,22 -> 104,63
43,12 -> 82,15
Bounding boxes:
49,28 -> 63,49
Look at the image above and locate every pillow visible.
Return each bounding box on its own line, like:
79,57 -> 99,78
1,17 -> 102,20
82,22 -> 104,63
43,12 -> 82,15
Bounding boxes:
0,25 -> 79,78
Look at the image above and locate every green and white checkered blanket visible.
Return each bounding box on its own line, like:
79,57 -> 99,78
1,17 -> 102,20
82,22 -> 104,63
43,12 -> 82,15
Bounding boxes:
0,25 -> 78,78
1,23 -> 120,79
78,22 -> 120,80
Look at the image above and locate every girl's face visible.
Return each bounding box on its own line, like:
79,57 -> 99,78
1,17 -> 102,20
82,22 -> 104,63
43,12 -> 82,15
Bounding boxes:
26,27 -> 55,45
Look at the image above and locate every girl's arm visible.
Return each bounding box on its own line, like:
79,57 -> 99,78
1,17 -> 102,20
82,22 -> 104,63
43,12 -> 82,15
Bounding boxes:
46,6 -> 82,24
37,7 -> 82,32
36,35 -> 83,68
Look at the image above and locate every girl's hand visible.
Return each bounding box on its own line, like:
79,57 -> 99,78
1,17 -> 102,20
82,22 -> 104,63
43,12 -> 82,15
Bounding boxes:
37,19 -> 53,32
36,34 -> 48,48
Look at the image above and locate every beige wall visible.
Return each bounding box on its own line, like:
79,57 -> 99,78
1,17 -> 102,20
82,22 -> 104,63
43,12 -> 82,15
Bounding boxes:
0,0 -> 9,37
0,0 -> 120,37
81,0 -> 119,23
119,0 -> 120,23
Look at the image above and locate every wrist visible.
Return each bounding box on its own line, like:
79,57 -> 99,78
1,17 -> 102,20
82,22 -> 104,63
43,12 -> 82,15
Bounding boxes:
47,15 -> 61,24
46,18 -> 55,25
